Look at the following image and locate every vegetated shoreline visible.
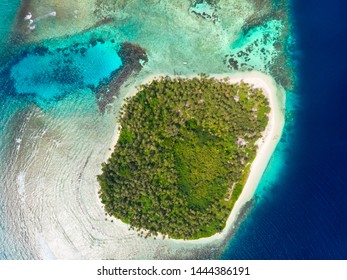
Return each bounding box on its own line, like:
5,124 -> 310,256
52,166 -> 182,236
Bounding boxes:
102,70 -> 285,244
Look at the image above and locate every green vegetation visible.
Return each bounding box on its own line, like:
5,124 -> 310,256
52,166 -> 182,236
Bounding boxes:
97,76 -> 270,239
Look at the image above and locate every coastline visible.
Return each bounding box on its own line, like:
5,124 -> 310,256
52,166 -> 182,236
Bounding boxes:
103,70 -> 285,244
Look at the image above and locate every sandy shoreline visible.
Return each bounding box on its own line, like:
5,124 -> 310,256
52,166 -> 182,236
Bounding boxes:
104,70 -> 285,244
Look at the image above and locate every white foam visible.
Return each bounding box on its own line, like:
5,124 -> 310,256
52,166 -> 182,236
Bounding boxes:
24,12 -> 32,20
17,172 -> 26,205
36,234 -> 57,260
15,138 -> 21,151
34,11 -> 57,23
24,12 -> 36,31
26,18 -> 36,31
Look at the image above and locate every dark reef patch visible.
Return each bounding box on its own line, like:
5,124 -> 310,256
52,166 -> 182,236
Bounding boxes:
83,17 -> 115,33
224,0 -> 294,90
0,48 -> 31,100
190,0 -> 220,24
1,36 -> 124,107
32,46 -> 51,56
94,42 -> 148,113
243,0 -> 281,35
1,27 -> 147,112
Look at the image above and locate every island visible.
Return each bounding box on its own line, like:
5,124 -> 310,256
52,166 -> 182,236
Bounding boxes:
97,74 -> 274,240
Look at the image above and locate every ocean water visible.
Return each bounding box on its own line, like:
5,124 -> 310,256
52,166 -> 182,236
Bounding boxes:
228,19 -> 284,72
4,0 -> 343,260
223,0 -> 347,259
0,1 -> 21,48
10,40 -> 122,104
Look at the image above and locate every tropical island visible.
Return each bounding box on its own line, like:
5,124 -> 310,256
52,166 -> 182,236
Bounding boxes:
97,75 -> 270,240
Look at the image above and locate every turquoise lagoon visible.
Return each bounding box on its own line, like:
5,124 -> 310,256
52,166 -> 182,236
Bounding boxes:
10,40 -> 122,104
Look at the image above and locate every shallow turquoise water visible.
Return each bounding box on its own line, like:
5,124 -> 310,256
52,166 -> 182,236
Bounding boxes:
0,1 -> 25,259
11,40 -> 122,103
0,0 -> 294,259
0,14 -> 124,258
229,20 -> 284,72
0,1 -> 21,49
255,89 -> 299,198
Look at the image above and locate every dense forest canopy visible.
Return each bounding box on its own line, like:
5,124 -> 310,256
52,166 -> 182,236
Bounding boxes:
98,76 -> 270,239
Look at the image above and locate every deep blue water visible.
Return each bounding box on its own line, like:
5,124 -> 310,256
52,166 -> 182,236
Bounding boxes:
223,0 -> 347,259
